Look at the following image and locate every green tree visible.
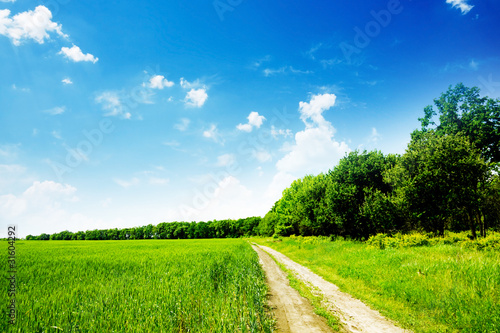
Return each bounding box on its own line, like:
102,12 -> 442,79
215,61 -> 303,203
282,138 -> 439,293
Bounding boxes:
386,132 -> 490,238
413,83 -> 500,163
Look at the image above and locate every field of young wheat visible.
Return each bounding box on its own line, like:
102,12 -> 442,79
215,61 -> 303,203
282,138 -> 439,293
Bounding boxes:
1,239 -> 274,332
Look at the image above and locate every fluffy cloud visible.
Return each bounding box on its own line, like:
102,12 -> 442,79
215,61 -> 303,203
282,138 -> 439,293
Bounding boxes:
0,181 -> 77,221
0,180 -> 115,238
62,78 -> 73,85
0,6 -> 66,45
446,0 -> 473,14
237,111 -> 266,132
184,88 -> 208,107
298,93 -> 336,127
59,44 -> 98,63
148,75 -> 174,89
95,91 -> 131,119
266,93 -> 350,200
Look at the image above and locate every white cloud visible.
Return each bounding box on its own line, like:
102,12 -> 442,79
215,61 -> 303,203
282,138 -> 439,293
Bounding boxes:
44,106 -> 65,115
59,44 -> 98,63
62,78 -> 73,85
148,75 -> 174,89
95,91 -> 131,119
174,118 -> 190,131
266,93 -> 350,200
263,67 -> 286,76
113,177 -> 140,188
237,111 -> 266,132
216,154 -> 235,167
236,123 -> 253,132
184,88 -> 208,107
263,66 -> 312,76
251,55 -> 271,68
11,84 -> 29,92
0,181 -> 117,238
203,124 -> 223,143
180,77 -> 203,89
0,180 -> 78,220
0,6 -> 66,45
271,126 -> 293,138
446,0 -> 474,14
298,93 -> 337,127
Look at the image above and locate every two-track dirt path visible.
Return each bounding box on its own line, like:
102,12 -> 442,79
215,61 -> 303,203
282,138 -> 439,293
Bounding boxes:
252,244 -> 411,333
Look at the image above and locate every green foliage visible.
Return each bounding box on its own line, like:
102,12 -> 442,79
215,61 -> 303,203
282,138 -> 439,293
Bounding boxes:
413,83 -> 500,163
27,217 -> 263,241
1,240 -> 274,332
386,132 -> 491,237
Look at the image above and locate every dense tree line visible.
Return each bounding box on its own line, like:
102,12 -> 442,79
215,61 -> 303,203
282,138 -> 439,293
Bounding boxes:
26,217 -> 262,241
260,84 -> 500,239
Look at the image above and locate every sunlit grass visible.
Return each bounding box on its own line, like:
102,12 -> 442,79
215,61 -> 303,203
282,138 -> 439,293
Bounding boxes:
252,235 -> 500,333
1,239 -> 274,332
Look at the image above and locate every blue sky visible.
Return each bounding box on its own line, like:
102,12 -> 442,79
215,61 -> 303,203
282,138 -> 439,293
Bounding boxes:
1,0 -> 499,237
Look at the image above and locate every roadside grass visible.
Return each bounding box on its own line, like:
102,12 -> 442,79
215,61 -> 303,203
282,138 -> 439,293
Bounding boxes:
260,246 -> 343,332
250,234 -> 500,333
1,239 -> 275,332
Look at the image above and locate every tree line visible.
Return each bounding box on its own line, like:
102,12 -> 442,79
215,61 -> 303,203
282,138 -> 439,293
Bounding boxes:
26,217 -> 262,240
260,83 -> 500,239
26,83 -> 500,241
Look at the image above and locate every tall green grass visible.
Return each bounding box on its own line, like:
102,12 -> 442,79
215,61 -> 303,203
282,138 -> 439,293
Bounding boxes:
1,239 -> 274,332
253,235 -> 500,333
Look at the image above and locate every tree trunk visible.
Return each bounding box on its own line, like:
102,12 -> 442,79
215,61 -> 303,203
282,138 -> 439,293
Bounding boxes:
468,210 -> 477,239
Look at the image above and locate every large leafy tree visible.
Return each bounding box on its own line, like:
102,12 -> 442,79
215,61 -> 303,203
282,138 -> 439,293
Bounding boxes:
413,83 -> 500,163
386,132 -> 489,238
324,150 -> 398,239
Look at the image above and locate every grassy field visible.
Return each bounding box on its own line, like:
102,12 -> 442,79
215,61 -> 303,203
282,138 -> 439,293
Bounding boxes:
252,235 -> 500,333
1,239 -> 274,332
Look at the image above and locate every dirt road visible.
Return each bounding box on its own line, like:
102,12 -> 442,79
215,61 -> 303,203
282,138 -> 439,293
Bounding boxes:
253,244 -> 411,333
252,245 -> 333,333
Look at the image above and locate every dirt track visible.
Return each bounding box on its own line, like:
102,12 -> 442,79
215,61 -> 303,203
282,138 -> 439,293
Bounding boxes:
252,245 -> 333,332
253,244 -> 411,333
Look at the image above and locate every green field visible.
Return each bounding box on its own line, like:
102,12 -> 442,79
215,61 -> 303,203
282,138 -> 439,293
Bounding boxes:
1,239 -> 274,332
252,236 -> 500,333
